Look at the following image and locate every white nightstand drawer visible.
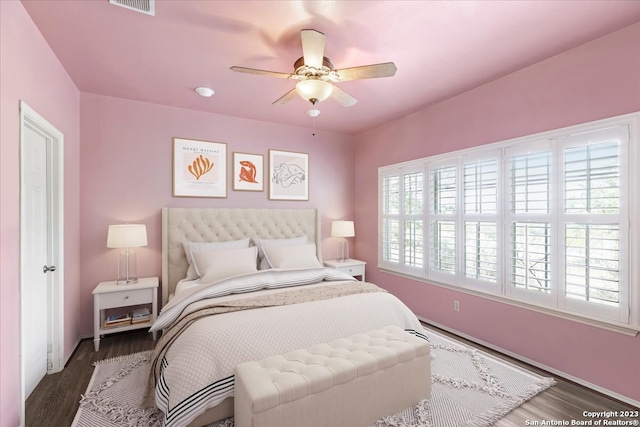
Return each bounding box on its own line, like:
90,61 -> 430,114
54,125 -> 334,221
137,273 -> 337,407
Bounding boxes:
335,264 -> 364,276
98,288 -> 151,309
324,259 -> 366,281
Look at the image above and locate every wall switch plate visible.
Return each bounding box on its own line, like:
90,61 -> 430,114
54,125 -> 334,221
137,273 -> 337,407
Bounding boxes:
454,300 -> 460,312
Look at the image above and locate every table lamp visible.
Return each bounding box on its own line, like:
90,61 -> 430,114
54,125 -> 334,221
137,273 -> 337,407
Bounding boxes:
331,220 -> 355,262
106,224 -> 148,285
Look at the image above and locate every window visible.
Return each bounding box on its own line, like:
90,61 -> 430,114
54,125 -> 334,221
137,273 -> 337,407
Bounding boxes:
463,156 -> 499,291
378,114 -> 637,329
558,127 -> 629,323
505,145 -> 554,305
429,163 -> 456,276
380,165 -> 425,276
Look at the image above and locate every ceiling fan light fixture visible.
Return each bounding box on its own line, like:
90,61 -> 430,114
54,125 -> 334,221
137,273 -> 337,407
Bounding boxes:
295,79 -> 333,104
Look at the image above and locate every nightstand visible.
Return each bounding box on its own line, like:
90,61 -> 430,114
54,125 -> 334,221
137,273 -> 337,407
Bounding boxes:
324,259 -> 366,281
92,276 -> 158,351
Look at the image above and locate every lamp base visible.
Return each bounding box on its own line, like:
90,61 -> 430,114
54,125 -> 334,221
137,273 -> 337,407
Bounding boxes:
337,238 -> 349,263
117,248 -> 138,285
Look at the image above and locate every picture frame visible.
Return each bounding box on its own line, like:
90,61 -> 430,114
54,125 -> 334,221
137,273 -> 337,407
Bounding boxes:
268,149 -> 309,201
173,137 -> 227,198
233,152 -> 264,192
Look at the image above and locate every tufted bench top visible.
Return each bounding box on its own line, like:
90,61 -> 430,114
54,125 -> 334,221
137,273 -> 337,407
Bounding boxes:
235,325 -> 429,413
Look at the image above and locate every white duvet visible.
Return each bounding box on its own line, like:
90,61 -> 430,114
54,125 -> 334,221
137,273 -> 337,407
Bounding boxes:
151,268 -> 424,427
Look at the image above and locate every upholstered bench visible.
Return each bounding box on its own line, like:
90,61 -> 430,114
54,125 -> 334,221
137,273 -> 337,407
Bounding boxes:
234,325 -> 431,427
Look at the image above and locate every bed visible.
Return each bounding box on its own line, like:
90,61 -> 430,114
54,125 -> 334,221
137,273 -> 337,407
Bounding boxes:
149,207 -> 426,427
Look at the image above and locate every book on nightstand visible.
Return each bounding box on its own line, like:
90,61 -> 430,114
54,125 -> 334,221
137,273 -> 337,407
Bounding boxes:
104,313 -> 131,328
130,308 -> 151,324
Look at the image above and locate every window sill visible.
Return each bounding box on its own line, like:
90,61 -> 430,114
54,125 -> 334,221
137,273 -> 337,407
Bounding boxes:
379,267 -> 640,337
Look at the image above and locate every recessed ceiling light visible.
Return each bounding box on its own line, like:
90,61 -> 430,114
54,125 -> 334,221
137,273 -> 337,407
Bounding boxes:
306,109 -> 321,118
195,87 -> 215,97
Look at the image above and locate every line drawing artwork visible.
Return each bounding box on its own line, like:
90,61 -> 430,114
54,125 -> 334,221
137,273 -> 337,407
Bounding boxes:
269,149 -> 308,200
271,163 -> 305,188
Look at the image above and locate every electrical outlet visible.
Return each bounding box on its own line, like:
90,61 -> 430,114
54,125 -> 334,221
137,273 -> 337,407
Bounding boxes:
454,300 -> 460,312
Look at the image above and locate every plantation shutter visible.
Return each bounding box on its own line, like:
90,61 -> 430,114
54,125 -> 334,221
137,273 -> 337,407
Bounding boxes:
462,154 -> 500,291
378,114 -> 637,329
558,126 -> 629,323
429,162 -> 457,276
380,165 -> 425,275
505,143 -> 554,305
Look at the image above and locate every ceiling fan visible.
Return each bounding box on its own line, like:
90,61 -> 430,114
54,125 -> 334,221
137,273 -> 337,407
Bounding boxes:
230,29 -> 397,108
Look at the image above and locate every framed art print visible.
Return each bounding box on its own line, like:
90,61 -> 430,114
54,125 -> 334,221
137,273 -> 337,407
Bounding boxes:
173,138 -> 227,198
233,152 -> 264,191
268,149 -> 309,201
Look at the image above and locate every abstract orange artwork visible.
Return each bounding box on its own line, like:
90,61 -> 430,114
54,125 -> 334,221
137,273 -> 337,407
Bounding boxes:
173,138 -> 227,197
233,152 -> 264,192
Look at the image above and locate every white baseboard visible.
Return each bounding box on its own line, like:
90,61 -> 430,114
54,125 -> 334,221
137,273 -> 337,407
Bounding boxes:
63,333 -> 93,367
63,336 -> 82,367
419,316 -> 640,409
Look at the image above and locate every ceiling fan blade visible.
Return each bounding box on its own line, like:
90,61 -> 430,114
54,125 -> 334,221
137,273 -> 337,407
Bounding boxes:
230,66 -> 292,79
301,29 -> 325,69
334,62 -> 397,81
330,85 -> 358,107
272,88 -> 298,105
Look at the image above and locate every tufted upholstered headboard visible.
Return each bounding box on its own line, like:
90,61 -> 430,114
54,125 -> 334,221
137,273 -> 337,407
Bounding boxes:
161,207 -> 322,305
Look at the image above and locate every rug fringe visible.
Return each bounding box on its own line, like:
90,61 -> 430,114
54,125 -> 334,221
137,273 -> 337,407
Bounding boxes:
466,378 -> 557,427
82,351 -> 164,426
92,350 -> 154,367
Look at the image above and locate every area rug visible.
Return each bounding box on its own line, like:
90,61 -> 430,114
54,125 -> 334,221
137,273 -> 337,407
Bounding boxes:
71,328 -> 555,427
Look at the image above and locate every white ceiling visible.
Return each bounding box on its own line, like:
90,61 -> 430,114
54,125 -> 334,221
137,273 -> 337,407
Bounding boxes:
21,0 -> 640,134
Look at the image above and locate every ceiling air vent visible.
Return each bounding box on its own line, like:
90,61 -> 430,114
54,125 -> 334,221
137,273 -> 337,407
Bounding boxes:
109,0 -> 155,16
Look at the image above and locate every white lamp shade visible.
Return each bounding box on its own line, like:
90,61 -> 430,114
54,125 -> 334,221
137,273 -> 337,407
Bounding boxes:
106,224 -> 148,248
296,79 -> 333,103
331,221 -> 355,238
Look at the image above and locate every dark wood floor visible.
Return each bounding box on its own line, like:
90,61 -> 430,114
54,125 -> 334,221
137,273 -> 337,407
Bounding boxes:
25,330 -> 157,427
25,325 -> 637,427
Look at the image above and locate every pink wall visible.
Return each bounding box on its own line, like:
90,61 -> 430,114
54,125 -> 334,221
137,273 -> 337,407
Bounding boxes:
353,22 -> 640,402
78,93 -> 355,335
0,1 -> 81,426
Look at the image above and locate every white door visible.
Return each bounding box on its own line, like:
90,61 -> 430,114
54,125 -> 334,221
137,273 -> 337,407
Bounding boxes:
22,123 -> 50,398
19,101 -> 65,425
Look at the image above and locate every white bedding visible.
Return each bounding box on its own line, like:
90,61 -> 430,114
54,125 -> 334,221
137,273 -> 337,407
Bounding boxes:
149,268 -> 425,427
174,278 -> 199,295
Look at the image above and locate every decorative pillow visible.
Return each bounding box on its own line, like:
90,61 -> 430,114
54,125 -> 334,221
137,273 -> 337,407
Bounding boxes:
252,236 -> 308,269
262,243 -> 322,269
192,246 -> 258,284
182,238 -> 251,280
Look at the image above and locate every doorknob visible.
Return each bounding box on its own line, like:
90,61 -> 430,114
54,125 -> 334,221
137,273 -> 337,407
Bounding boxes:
43,265 -> 56,273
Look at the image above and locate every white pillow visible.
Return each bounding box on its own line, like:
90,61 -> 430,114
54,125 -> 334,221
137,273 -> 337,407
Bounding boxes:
262,243 -> 322,269
192,246 -> 258,284
182,238 -> 250,280
252,236 -> 308,269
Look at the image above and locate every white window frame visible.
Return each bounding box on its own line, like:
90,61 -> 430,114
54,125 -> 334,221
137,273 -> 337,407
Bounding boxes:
427,158 -> 459,282
461,150 -> 502,294
504,140 -> 556,307
556,126 -> 630,324
377,112 -> 640,335
378,164 -> 426,277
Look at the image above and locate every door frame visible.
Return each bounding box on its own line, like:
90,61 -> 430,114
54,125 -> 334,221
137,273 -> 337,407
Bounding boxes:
19,101 -> 65,424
